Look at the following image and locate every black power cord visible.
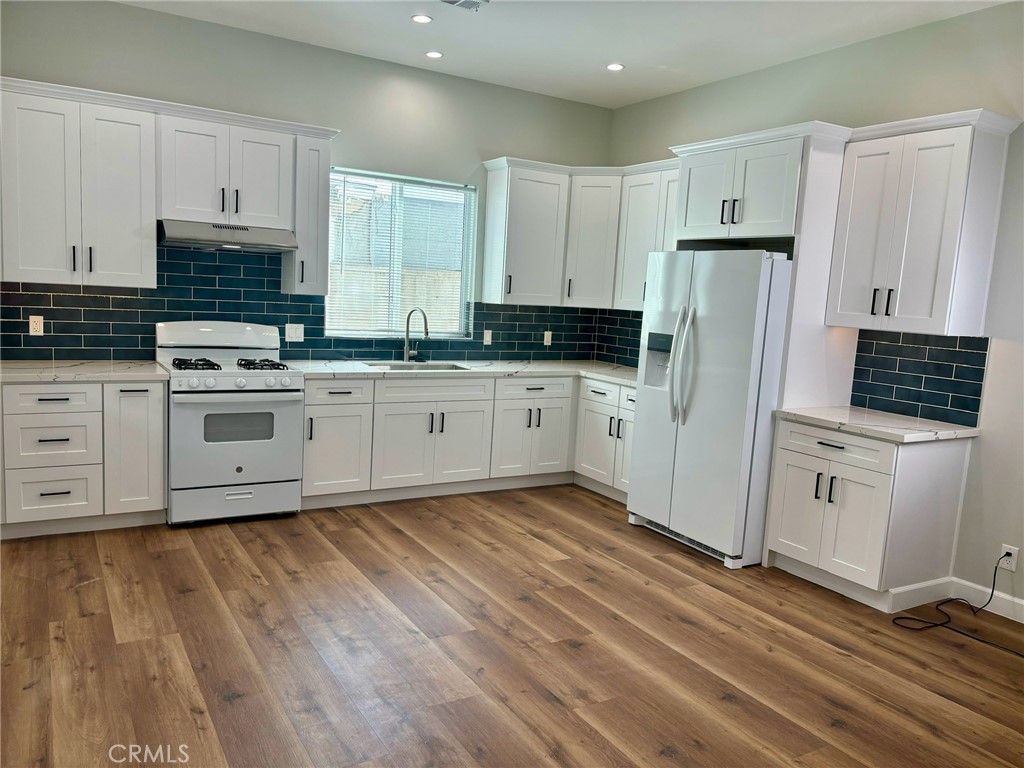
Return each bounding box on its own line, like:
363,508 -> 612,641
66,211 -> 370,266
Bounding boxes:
892,552 -> 1024,659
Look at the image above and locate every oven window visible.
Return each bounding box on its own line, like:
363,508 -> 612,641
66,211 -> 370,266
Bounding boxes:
204,412 -> 275,443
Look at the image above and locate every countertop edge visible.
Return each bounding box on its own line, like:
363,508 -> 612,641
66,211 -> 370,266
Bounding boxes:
775,408 -> 980,444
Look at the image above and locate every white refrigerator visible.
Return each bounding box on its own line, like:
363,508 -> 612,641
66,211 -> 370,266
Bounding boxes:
627,249 -> 792,568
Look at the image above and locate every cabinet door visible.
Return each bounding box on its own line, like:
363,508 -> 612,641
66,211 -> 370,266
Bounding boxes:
303,403 -> 372,496
284,136 -> 331,296
371,402 -> 436,490
505,167 -> 569,305
883,126 -> 972,334
613,172 -> 661,311
1,93 -> 81,284
103,383 -> 165,515
490,399 -> 533,478
825,136 -> 904,330
729,137 -> 803,237
564,175 -> 621,308
657,168 -> 680,250
613,410 -> 634,492
819,463 -> 894,589
434,401 -> 493,484
574,398 -> 618,484
676,149 -> 733,239
765,449 -> 828,566
158,116 -> 230,223
229,126 -> 295,229
532,397 -> 572,475
80,105 -> 156,289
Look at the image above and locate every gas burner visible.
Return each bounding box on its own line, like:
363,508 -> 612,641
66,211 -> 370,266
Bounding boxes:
172,357 -> 222,371
237,358 -> 289,371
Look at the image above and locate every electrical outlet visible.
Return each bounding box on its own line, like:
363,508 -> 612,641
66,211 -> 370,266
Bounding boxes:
28,315 -> 44,336
543,330 -> 552,346
483,329 -> 493,346
998,544 -> 1019,572
285,323 -> 304,342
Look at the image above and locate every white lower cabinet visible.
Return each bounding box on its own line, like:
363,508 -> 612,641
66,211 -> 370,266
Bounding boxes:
303,403 -> 373,496
574,380 -> 635,492
613,410 -> 634,492
433,401 -> 494,484
491,395 -> 572,478
5,465 -> 104,523
102,383 -> 165,515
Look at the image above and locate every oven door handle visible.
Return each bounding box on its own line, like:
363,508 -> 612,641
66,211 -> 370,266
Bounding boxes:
171,392 -> 304,405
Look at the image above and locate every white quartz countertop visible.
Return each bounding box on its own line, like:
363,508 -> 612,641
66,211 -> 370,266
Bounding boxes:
289,359 -> 638,387
776,406 -> 979,443
0,360 -> 169,383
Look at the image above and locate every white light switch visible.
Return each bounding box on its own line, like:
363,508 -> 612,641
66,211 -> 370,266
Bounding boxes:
285,323 -> 304,342
543,330 -> 552,346
483,329 -> 493,345
28,315 -> 44,336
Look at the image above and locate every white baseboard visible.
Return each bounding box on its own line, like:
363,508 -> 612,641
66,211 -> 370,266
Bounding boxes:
949,577 -> 1024,624
572,473 -> 628,504
0,509 -> 166,540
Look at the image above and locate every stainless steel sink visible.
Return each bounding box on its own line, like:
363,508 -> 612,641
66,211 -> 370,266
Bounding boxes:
366,362 -> 470,371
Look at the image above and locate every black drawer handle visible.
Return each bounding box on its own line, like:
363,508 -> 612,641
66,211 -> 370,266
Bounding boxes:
590,389 -> 608,396
817,440 -> 845,450
870,288 -> 879,316
626,396 -> 636,403
119,388 -> 148,393
37,437 -> 71,443
608,416 -> 615,437
526,387 -> 545,391
814,472 -> 823,500
328,390 -> 354,395
827,475 -> 837,504
37,397 -> 71,402
40,490 -> 72,497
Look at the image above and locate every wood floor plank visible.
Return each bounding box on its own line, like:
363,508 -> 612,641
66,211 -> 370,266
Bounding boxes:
141,523 -> 193,552
430,694 -> 557,768
188,523 -> 271,592
0,655 -> 51,768
1,539 -> 50,665
95,527 -> 177,643
46,532 -> 109,622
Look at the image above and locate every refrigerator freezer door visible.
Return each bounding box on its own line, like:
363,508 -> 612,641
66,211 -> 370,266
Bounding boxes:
669,251 -> 775,555
627,251 -> 693,527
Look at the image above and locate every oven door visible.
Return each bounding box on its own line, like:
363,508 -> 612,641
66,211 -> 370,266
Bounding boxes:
169,390 -> 304,490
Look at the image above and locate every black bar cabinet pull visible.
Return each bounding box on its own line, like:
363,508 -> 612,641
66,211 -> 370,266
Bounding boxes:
627,396 -> 636,403
608,416 -> 615,437
827,475 -> 837,504
234,189 -> 240,214
616,418 -> 623,439
71,245 -> 77,272
37,397 -> 70,402
885,289 -> 894,317
88,246 -> 94,272
590,389 -> 607,396
38,437 -> 71,443
526,386 -> 544,391
870,288 -> 879,316
526,409 -> 532,429
40,490 -> 72,497
567,278 -> 572,298
730,198 -> 739,224
642,282 -> 647,301
506,275 -> 512,295
439,412 -> 445,434
814,472 -> 823,500
720,199 -> 728,225
328,390 -> 353,395
120,388 -> 148,393
300,260 -> 305,283
308,417 -> 314,440
428,412 -> 434,434
817,440 -> 845,450
536,408 -> 541,427
221,187 -> 226,212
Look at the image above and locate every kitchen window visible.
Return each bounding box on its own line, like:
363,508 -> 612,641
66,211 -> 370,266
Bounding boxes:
325,169 -> 477,337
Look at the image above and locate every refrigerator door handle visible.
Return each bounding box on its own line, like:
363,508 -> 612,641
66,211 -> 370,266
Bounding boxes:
666,304 -> 688,423
676,306 -> 696,426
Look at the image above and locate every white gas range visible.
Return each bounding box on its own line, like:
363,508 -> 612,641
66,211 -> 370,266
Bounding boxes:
156,321 -> 305,524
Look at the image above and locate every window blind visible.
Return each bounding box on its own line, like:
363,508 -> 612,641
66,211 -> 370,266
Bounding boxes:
325,170 -> 476,337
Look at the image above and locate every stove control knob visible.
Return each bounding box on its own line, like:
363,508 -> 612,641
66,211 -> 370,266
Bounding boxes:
235,378 -> 247,389
188,378 -> 200,389
280,377 -> 292,388
205,378 -> 216,389
265,377 -> 277,388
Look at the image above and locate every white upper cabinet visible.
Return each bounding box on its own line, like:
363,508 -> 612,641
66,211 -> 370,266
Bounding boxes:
657,170 -> 679,250
613,167 -> 680,311
563,174 -> 621,308
283,136 -> 331,296
675,137 -> 803,239
159,118 -> 294,229
825,112 -> 1018,336
483,160 -> 570,306
1,92 -> 156,288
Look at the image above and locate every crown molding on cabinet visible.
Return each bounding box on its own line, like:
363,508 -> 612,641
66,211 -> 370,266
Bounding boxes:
669,121 -> 852,157
0,78 -> 339,140
482,156 -> 677,176
849,109 -> 1021,141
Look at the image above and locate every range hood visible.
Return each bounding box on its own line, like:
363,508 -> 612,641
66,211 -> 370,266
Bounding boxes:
157,219 -> 298,253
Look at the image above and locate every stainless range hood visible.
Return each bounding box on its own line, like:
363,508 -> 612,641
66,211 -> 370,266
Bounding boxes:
158,219 -> 298,253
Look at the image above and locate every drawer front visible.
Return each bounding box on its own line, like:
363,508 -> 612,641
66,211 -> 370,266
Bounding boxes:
374,377 -> 495,404
304,378 -> 375,405
580,378 -> 620,406
168,480 -> 301,524
3,383 -> 103,414
3,412 -> 103,469
619,387 -> 637,412
494,377 -> 573,400
776,420 -> 896,475
4,464 -> 104,523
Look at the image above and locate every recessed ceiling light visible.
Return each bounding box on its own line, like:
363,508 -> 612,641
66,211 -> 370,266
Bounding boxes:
425,51 -> 444,59
412,14 -> 432,23
607,63 -> 625,72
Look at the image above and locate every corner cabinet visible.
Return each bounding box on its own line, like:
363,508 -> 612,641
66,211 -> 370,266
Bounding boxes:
574,380 -> 635,492
825,111 -> 1019,336
673,137 -> 803,239
563,173 -> 622,308
1,92 -> 156,289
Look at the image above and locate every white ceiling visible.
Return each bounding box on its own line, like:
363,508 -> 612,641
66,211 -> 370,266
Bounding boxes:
123,0 -> 999,109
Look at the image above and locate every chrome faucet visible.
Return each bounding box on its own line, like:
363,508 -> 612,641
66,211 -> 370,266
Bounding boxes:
404,307 -> 430,362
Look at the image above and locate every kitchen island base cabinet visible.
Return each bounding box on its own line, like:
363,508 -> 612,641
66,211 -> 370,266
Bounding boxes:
491,398 -> 572,478
303,403 -> 373,496
103,383 -> 165,515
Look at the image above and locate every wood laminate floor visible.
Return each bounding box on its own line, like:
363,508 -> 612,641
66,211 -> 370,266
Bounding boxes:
2,485 -> 1022,767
